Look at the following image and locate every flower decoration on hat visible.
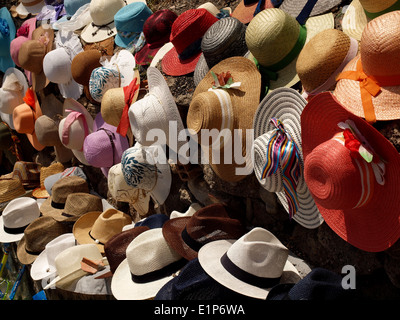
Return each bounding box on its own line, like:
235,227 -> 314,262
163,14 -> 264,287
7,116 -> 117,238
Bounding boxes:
23,87 -> 37,112
0,18 -> 10,36
210,71 -> 241,90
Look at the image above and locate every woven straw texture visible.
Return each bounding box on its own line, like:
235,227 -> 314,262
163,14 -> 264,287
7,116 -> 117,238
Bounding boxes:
0,178 -> 26,203
279,0 -> 342,17
54,192 -> 103,222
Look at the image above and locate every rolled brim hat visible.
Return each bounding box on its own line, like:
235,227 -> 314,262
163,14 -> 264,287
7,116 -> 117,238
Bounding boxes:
252,87 -> 323,229
0,7 -> 16,74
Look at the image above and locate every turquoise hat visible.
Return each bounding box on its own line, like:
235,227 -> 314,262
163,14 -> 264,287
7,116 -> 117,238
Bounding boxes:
0,8 -> 16,73
114,2 -> 152,50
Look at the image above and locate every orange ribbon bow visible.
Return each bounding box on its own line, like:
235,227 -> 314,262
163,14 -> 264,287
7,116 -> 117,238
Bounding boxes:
117,77 -> 139,137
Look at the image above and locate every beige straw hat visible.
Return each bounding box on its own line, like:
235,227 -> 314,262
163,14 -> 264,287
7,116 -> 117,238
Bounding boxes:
279,0 -> 343,18
32,162 -> 65,199
0,178 -> 28,204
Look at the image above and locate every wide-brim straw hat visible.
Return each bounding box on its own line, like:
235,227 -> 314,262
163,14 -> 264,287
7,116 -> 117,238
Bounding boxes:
187,56 -> 261,183
279,0 -> 343,18
245,8 -> 334,92
15,0 -> 46,16
334,11 -> 400,123
301,92 -> 400,252
32,162 -> 65,199
252,87 -> 323,229
231,0 -> 275,24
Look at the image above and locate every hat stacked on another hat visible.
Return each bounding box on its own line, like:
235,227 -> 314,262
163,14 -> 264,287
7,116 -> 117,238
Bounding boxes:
0,7 -> 16,74
32,162 -> 65,199
231,0 -> 276,25
0,179 -> 29,210
53,0 -> 92,31
14,0 -> 46,17
43,166 -> 87,196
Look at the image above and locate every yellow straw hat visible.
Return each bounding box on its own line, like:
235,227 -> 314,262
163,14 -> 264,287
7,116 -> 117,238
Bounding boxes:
32,162 -> 65,199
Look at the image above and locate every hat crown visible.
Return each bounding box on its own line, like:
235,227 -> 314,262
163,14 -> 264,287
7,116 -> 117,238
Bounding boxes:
51,176 -> 89,204
62,193 -> 103,220
115,2 -> 152,32
90,0 -> 126,25
64,0 -> 91,16
43,48 -> 72,84
13,104 -> 35,134
359,0 -> 398,12
35,115 -> 60,146
18,40 -> 46,74
43,233 -> 76,271
0,179 -> 25,201
71,49 -> 102,85
108,163 -> 137,202
143,9 -> 177,45
2,197 -> 40,229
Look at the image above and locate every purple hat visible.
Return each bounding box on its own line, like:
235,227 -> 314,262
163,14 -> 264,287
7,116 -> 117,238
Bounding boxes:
83,112 -> 129,177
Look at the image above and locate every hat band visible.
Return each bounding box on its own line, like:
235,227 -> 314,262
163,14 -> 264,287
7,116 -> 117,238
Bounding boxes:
181,227 -> 202,252
61,110 -> 90,150
364,0 -> 400,19
97,128 -> 116,166
91,21 -> 114,37
3,223 -> 29,235
178,38 -> 202,61
130,258 -> 186,284
51,200 -> 66,209
220,252 -> 281,288
295,0 -> 318,25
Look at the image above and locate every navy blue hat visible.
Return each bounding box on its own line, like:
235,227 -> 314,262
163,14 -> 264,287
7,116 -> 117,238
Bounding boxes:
134,213 -> 169,229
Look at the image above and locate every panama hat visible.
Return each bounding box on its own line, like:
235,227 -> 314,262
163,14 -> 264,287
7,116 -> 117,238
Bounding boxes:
334,11 -> 400,124
32,162 -> 65,199
231,0 -> 275,24
121,143 -> 172,205
301,92 -> 400,252
161,8 -> 218,76
170,202 -> 202,219
342,0 -> 400,41
187,56 -> 261,183
198,227 -> 301,299
0,67 -> 29,115
73,208 -> 133,253
193,17 -> 248,86
111,228 -> 187,300
252,87 -> 323,229
135,9 -> 178,66
162,203 -> 246,261
43,166 -> 87,196
108,163 -> 151,217
15,0 -> 46,16
0,197 -> 40,243
0,7 -> 16,74
279,0 -> 343,18
245,8 -> 334,95
296,29 -> 359,100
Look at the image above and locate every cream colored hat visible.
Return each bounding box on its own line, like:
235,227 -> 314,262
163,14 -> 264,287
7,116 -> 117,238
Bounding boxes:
170,203 -> 202,219
0,67 -> 28,114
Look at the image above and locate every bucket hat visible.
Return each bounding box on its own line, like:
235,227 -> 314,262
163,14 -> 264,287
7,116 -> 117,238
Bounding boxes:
0,7 -> 16,74
163,203 -> 246,261
245,8 -> 334,94
170,202 -> 202,219
279,0 -> 343,18
187,56 -> 261,183
111,228 -> 187,300
72,208 -> 133,253
302,92 -> 400,252
43,166 -> 87,196
11,161 -> 42,189
161,8 -> 218,76
0,67 -> 29,115
193,17 -> 248,86
198,227 -> 301,299
335,11 -> 400,124
252,87 -> 323,229
32,162 -> 65,199
121,143 -> 172,206
296,29 -> 359,100
0,197 -> 40,243
114,2 -> 152,50
15,0 -> 46,17
135,9 -> 177,66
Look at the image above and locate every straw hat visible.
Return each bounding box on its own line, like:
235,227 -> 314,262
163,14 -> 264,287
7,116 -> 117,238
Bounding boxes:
198,227 -> 301,299
163,203 -> 246,261
0,8 -> 16,74
170,202 -> 202,219
73,208 -> 133,253
15,0 -> 46,16
0,67 -> 28,115
231,0 -> 275,24
301,92 -> 400,252
193,17 -> 248,86
32,162 -> 65,199
342,0 -> 400,41
0,179 -> 29,208
296,29 -> 359,100
0,197 -> 40,243
121,143 -> 172,206
111,228 -> 187,300
252,87 -> 323,229
43,166 -> 87,196
245,8 -> 334,93
11,161 -> 42,189
279,0 -> 343,18
334,11 -> 400,124
17,216 -> 70,265
187,56 -> 261,182
161,8 -> 218,76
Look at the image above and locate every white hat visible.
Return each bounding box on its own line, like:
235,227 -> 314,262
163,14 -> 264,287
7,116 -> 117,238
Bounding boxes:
53,2 -> 92,32
149,42 -> 173,68
30,233 -> 76,281
111,228 -> 185,300
198,227 -> 301,299
170,203 -> 202,219
121,143 -> 171,205
0,197 -> 41,243
0,67 -> 29,114
16,0 -> 46,16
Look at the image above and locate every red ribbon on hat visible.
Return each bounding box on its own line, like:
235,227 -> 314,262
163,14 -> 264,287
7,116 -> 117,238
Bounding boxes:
117,77 -> 139,137
23,88 -> 36,112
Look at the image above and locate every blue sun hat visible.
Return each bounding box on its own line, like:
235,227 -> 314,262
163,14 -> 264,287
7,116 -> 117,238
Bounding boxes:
114,1 -> 152,51
0,7 -> 16,73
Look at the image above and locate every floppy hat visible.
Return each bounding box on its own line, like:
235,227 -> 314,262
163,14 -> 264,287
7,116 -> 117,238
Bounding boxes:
111,228 -> 187,300
245,8 -> 334,94
0,7 -> 16,74
58,98 -> 94,165
193,17 -> 248,86
0,197 -> 40,243
170,202 -> 202,219
128,67 -> 186,155
10,161 -> 42,189
32,162 -> 65,199
121,143 -> 172,206
163,203 -> 246,261
161,8 -> 218,76
252,87 -> 323,229
108,163 -> 151,217
301,92 -> 400,252
83,112 -> 129,177
0,67 -> 29,115
53,0 -> 91,31
30,233 -> 76,281
334,11 -> 400,124
187,56 -> 261,182
71,49 -> 102,87
135,9 -> 177,66
279,0 -> 343,18
72,208 -> 133,253
43,166 -> 87,196
15,0 -> 46,16
17,215 -> 70,265
114,1 -> 152,50
296,29 -> 359,100
198,227 -> 301,299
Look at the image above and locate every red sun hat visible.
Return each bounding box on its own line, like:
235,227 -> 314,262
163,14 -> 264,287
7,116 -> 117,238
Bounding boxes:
301,92 -> 400,252
161,8 -> 218,76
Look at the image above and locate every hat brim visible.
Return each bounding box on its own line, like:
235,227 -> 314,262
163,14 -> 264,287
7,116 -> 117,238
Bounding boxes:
135,43 -> 163,66
32,186 -> 50,199
279,0 -> 343,18
231,0 -> 274,24
341,0 -> 368,41
80,21 -> 117,44
72,211 -> 105,253
161,45 -> 202,76
198,239 -> 301,300
150,42 -> 173,68
16,233 -> 41,265
16,1 -> 45,15
162,217 -> 195,260
58,79 -> 83,101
